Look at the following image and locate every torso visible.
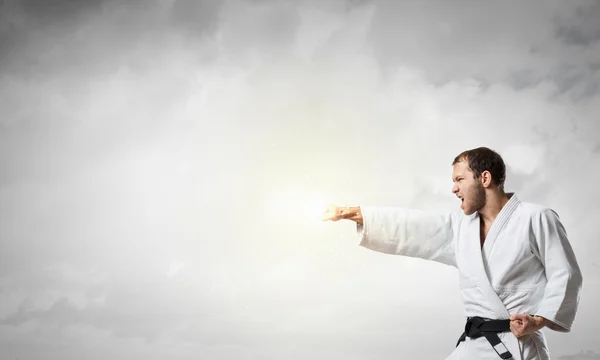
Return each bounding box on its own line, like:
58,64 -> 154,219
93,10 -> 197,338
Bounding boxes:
457,201 -> 551,359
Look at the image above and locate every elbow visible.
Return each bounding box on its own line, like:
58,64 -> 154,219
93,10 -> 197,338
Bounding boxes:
554,259 -> 583,291
570,263 -> 583,291
567,269 -> 583,314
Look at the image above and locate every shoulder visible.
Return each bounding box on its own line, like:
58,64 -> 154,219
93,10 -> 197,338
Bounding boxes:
517,202 -> 566,237
517,201 -> 560,220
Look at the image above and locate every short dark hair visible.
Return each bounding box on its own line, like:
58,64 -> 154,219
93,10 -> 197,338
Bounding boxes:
452,147 -> 506,189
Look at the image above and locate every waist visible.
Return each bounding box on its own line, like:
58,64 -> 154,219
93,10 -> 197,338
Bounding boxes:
464,316 -> 511,338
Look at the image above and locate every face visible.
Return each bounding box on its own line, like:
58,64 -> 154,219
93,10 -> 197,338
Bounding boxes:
452,161 -> 486,215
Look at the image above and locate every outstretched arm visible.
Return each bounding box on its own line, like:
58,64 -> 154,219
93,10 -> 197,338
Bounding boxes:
322,204 -> 459,267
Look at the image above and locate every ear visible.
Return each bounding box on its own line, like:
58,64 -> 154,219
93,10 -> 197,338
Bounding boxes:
480,170 -> 493,188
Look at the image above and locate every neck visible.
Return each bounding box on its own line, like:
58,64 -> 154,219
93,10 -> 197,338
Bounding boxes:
478,190 -> 510,225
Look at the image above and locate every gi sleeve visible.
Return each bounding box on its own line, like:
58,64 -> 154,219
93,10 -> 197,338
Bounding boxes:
532,208 -> 583,332
356,206 -> 460,268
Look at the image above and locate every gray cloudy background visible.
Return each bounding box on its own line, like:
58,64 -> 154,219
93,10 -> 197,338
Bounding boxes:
1,0 -> 599,359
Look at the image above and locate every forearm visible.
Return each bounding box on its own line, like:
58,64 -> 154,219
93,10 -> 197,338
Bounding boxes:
535,315 -> 565,331
340,206 -> 363,224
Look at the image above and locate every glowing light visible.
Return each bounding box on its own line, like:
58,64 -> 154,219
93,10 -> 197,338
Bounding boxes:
267,187 -> 330,223
302,196 -> 329,219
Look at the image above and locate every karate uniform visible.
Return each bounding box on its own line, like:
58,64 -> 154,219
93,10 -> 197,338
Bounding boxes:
357,194 -> 583,360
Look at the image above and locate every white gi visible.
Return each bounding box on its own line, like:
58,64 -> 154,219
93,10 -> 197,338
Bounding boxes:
357,193 -> 583,360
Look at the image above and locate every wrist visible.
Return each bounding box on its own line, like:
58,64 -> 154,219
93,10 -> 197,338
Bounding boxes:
340,207 -> 362,224
533,315 -> 547,328
340,207 -> 356,219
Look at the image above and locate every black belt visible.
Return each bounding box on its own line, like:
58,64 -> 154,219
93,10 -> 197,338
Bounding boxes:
456,316 -> 513,359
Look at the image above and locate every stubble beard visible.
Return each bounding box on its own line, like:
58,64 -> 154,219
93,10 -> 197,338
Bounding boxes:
464,181 -> 486,215
471,181 -> 487,213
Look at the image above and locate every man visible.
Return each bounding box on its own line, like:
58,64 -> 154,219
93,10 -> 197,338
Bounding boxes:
321,147 -> 582,360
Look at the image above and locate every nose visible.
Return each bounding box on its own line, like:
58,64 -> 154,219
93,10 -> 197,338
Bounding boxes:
452,183 -> 459,194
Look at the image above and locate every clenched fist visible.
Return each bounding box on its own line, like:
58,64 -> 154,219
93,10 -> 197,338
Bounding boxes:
321,205 -> 363,224
321,204 -> 344,222
510,314 -> 547,338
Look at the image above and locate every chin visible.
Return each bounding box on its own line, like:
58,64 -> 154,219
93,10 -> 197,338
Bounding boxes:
462,208 -> 476,215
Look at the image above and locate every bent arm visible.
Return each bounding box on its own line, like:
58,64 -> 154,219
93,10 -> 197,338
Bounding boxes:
532,209 -> 583,332
356,206 -> 460,267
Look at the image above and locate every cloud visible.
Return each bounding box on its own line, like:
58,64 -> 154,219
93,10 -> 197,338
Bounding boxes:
555,1 -> 600,47
1,0 -> 599,359
170,0 -> 223,36
0,263 -> 223,343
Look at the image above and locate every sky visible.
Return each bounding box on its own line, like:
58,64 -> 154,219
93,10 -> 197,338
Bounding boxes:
0,0 -> 599,359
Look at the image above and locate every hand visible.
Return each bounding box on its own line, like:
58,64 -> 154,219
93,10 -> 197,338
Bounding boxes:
509,314 -> 547,338
321,204 -> 344,222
